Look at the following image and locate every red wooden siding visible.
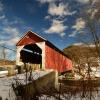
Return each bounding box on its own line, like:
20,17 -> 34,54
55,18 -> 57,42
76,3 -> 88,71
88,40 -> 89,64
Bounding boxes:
17,36 -> 36,46
45,45 -> 72,72
16,31 -> 44,46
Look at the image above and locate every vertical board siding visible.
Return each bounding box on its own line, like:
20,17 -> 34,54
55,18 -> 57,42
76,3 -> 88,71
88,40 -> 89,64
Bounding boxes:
45,45 -> 72,72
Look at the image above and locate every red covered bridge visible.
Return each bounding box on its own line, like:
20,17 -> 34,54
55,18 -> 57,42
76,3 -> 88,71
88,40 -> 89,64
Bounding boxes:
16,31 -> 72,72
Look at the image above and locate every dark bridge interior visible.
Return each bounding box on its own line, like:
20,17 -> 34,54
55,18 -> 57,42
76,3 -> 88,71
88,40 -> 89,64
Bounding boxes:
20,44 -> 42,64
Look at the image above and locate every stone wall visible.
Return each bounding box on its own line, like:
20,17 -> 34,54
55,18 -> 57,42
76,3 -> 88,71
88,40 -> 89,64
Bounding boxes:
15,71 -> 58,99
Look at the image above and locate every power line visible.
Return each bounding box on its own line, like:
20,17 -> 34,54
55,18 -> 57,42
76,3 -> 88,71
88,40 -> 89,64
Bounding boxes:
0,45 -> 16,52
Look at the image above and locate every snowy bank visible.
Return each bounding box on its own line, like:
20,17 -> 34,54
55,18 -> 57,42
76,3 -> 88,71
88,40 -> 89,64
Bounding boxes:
0,70 -> 56,100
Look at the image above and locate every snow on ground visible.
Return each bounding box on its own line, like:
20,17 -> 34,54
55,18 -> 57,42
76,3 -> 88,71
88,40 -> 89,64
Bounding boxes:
1,70 -> 100,100
14,70 -> 53,85
0,76 -> 16,100
0,70 -> 52,100
39,92 -> 100,100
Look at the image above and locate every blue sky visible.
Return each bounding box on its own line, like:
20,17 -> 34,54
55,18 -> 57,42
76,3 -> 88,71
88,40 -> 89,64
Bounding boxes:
0,0 -> 97,54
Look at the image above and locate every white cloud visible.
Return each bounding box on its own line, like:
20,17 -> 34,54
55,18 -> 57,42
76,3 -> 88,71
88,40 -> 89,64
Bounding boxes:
0,40 -> 5,45
76,0 -> 89,4
2,18 -> 23,26
68,31 -> 77,37
45,19 -> 68,36
44,15 -> 51,20
69,18 -> 85,37
0,36 -> 20,46
36,0 -> 56,4
9,20 -> 19,25
73,42 -> 84,46
72,18 -> 85,31
8,37 -> 20,46
37,1 -> 77,37
3,26 -> 19,36
0,26 -> 20,46
0,15 -> 5,20
48,3 -> 76,17
73,42 -> 95,47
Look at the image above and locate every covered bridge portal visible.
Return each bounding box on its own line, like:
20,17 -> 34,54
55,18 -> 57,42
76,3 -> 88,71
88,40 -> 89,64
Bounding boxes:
20,44 -> 42,64
16,31 -> 72,72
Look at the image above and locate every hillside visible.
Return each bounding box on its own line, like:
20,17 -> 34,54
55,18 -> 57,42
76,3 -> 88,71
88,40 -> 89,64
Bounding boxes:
63,44 -> 100,77
0,59 -> 15,66
63,44 -> 98,63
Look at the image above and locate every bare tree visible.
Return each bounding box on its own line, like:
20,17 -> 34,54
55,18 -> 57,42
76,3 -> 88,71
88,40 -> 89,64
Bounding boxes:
79,0 -> 100,56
